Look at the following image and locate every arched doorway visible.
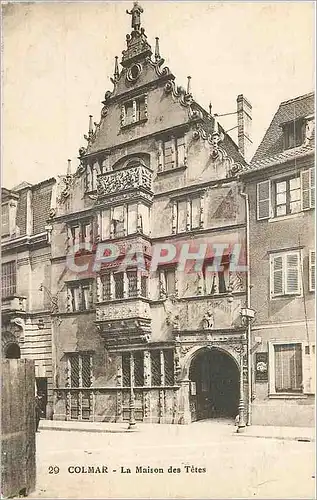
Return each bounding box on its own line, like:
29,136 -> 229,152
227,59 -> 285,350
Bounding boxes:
4,342 -> 21,359
189,347 -> 239,421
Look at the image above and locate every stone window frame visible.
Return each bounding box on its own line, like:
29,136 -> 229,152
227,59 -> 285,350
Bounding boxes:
120,93 -> 148,129
157,133 -> 188,174
171,190 -> 205,234
66,279 -> 94,313
97,268 -> 149,302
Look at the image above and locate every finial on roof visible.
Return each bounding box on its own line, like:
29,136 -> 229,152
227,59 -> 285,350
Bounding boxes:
88,115 -> 93,135
213,118 -> 219,135
187,76 -> 192,95
209,102 -> 212,115
126,1 -> 143,32
155,37 -> 160,62
113,56 -> 119,82
67,159 -> 72,176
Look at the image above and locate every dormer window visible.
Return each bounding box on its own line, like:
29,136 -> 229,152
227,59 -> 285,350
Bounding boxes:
283,119 -> 304,150
121,95 -> 147,128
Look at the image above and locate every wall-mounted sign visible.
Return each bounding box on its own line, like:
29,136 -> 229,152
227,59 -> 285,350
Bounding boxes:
255,352 -> 268,381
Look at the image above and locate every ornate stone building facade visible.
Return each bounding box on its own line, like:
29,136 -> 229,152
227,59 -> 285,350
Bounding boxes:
49,5 -> 252,424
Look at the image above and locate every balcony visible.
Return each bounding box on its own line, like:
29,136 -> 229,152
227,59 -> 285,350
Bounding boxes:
98,234 -> 152,271
2,295 -> 27,317
97,164 -> 152,198
96,298 -> 151,348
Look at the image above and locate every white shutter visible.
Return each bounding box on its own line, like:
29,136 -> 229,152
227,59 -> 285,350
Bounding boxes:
285,252 -> 300,294
271,255 -> 283,296
177,200 -> 187,233
310,168 -> 315,208
101,210 -> 110,240
257,180 -> 271,220
303,344 -> 315,394
177,136 -> 186,167
309,250 -> 315,292
191,197 -> 201,229
301,168 -> 314,210
127,204 -> 137,234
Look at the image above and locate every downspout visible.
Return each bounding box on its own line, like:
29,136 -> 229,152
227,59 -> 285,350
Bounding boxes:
239,183 -> 252,426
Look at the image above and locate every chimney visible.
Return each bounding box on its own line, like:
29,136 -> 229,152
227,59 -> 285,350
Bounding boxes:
237,94 -> 252,162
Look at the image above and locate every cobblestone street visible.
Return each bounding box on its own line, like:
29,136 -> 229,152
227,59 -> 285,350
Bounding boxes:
30,421 -> 315,499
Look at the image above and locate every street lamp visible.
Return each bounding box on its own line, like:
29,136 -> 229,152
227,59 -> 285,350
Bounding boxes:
237,306 -> 256,432
128,352 -> 136,430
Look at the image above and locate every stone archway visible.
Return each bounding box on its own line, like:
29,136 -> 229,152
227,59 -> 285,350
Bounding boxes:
188,346 -> 239,421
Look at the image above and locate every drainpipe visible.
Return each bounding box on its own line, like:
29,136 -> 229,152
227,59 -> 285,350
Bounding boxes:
239,185 -> 252,426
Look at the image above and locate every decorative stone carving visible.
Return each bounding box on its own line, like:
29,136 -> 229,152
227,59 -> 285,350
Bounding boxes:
202,310 -> 214,330
57,174 -> 74,205
163,79 -> 194,107
228,271 -> 244,292
97,165 -> 152,197
147,56 -> 171,78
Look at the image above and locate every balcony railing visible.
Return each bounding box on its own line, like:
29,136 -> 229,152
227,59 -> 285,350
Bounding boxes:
97,165 -> 152,197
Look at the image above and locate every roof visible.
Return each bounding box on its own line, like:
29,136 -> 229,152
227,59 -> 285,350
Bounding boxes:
252,92 -> 315,164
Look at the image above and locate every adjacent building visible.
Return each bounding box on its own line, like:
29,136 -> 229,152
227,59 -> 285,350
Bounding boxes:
1,178 -> 57,418
243,92 -> 315,426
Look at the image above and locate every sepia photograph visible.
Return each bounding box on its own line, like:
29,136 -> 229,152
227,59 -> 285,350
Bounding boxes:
1,1 -> 315,498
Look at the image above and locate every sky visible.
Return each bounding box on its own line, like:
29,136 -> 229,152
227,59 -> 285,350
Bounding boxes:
2,1 -> 315,189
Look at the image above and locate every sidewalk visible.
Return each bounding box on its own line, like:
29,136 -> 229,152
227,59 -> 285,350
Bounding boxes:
39,419 -> 315,442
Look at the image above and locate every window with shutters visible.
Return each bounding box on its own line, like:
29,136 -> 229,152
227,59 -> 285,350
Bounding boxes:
121,95 -> 147,128
301,168 -> 315,210
2,261 -> 16,297
270,343 -> 303,394
176,196 -> 201,233
257,168 -> 315,221
2,203 -> 9,235
270,251 -> 301,297
102,203 -> 147,240
68,281 -> 93,311
112,206 -> 125,238
67,353 -> 92,388
159,268 -> 176,298
69,221 -> 92,247
202,261 -> 229,295
309,250 -> 315,292
161,135 -> 187,172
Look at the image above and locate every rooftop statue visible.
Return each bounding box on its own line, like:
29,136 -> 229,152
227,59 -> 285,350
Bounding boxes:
126,1 -> 143,31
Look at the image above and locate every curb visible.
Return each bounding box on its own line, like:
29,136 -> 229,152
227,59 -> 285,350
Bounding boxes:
234,433 -> 314,442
